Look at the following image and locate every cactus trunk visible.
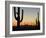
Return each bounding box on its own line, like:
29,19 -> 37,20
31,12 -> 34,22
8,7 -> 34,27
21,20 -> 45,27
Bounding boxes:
17,7 -> 20,27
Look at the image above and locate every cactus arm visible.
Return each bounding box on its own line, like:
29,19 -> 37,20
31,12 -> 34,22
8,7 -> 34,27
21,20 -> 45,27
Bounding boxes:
14,7 -> 18,20
20,9 -> 24,22
14,7 -> 16,19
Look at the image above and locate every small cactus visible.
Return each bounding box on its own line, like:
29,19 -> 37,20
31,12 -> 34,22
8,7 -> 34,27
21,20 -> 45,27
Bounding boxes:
36,12 -> 40,26
14,7 -> 24,27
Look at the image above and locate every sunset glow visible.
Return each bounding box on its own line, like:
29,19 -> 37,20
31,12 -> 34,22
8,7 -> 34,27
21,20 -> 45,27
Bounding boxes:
12,7 -> 40,27
12,18 -> 36,26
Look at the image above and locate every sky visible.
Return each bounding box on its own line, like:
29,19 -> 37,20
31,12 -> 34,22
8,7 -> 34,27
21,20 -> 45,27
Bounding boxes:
20,7 -> 40,21
12,7 -> 40,25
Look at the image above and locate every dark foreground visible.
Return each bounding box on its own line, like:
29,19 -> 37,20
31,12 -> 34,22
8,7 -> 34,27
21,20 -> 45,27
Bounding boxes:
12,25 -> 40,31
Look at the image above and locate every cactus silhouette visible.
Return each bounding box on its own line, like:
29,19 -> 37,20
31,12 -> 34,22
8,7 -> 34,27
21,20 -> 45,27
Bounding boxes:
36,12 -> 40,29
36,12 -> 40,25
14,7 -> 24,27
37,12 -> 40,27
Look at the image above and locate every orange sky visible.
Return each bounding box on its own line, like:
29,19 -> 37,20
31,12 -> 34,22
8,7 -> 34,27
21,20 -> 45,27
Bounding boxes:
12,18 -> 36,26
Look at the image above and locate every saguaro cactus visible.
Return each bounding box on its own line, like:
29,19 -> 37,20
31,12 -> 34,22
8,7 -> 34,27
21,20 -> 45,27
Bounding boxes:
14,7 -> 24,27
37,12 -> 40,25
36,12 -> 40,27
